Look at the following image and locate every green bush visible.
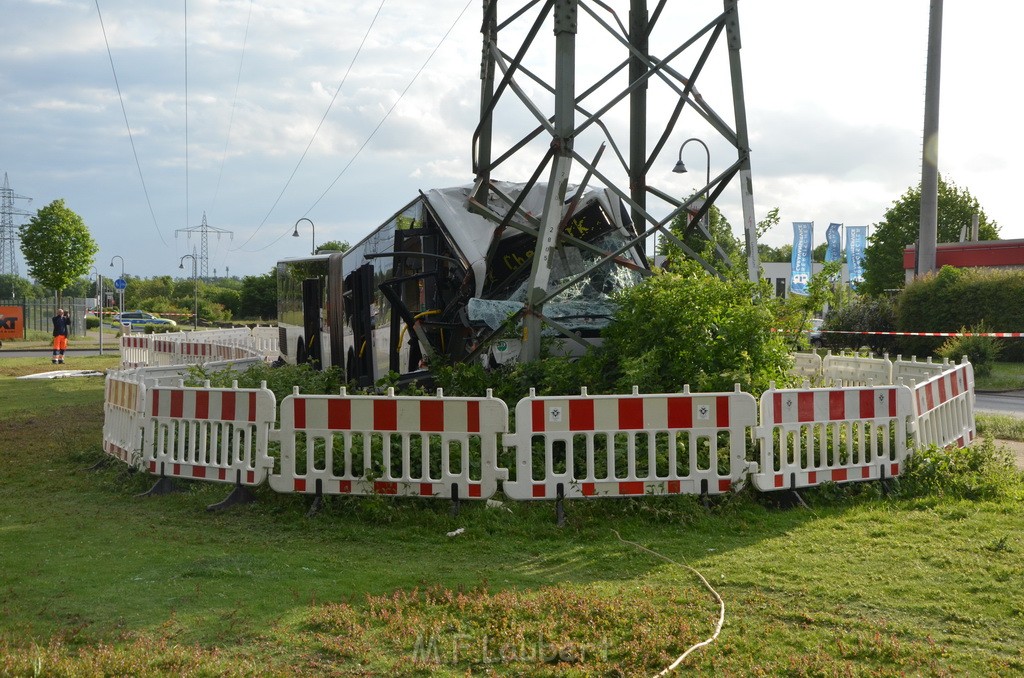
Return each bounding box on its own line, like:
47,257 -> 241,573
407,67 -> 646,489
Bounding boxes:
897,266 -> 1024,360
585,263 -> 791,395
899,438 -> 1023,502
936,324 -> 1002,377
85,315 -> 100,330
821,295 -> 897,355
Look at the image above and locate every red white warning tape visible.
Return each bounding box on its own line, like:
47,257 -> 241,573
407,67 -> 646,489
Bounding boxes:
773,328 -> 1024,337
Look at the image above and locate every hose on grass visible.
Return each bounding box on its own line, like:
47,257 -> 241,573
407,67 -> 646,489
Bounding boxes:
612,529 -> 725,675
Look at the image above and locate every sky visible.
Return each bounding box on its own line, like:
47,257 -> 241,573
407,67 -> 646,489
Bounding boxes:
2,0 -> 1020,281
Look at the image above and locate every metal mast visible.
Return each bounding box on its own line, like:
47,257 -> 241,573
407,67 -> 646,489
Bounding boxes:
1,172 -> 33,279
472,0 -> 759,361
175,211 -> 233,280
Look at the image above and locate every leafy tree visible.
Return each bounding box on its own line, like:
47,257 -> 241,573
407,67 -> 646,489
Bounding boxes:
659,202 -> 741,276
238,269 -> 277,319
0,274 -> 41,301
860,176 -> 998,296
316,240 -> 350,253
19,200 -> 98,303
759,243 -> 792,263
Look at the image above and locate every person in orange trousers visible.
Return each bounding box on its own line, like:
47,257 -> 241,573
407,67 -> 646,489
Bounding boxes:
52,308 -> 71,364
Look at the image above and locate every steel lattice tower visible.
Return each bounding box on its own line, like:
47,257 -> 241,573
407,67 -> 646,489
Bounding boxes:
175,211 -> 233,280
1,172 -> 33,279
471,0 -> 759,360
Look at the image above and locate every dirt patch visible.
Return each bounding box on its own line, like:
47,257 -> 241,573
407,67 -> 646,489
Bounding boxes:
994,439 -> 1024,471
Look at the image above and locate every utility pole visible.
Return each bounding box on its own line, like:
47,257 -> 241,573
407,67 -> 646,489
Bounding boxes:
0,172 -> 33,284
175,211 -> 233,280
918,0 -> 943,276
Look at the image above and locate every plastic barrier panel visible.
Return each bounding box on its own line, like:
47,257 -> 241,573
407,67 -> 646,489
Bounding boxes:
752,383 -> 915,492
789,352 -> 823,385
102,371 -> 147,468
269,388 -> 509,501
501,386 -> 758,501
119,335 -> 151,368
893,355 -> 951,385
144,383 -> 277,486
912,360 -> 975,449
823,351 -> 893,386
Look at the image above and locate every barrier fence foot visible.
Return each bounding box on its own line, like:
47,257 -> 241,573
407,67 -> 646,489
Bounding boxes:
137,476 -> 182,498
305,481 -> 325,518
556,484 -> 566,528
450,483 -> 461,518
880,477 -> 897,497
82,457 -> 113,472
206,484 -> 256,512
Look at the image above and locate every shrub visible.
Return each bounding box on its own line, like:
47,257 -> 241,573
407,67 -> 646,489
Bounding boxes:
899,438 -> 1023,502
85,315 -> 100,330
897,266 -> 1024,360
936,325 -> 1002,377
588,263 -> 791,395
820,295 -> 897,355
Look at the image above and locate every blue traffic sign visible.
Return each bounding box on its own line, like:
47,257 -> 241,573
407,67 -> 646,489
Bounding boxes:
114,278 -> 127,290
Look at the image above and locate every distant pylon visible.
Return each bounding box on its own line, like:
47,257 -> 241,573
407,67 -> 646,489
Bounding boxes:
0,172 -> 33,279
175,211 -> 232,280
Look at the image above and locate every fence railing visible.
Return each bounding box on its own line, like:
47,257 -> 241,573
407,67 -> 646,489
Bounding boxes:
101,347 -> 977,514
119,327 -> 276,368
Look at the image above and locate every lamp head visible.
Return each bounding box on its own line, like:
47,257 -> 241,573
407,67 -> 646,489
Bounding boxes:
672,160 -> 688,174
292,227 -> 299,238
179,262 -> 185,270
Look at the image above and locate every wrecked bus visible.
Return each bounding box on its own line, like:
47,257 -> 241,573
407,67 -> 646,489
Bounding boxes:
276,182 -> 650,385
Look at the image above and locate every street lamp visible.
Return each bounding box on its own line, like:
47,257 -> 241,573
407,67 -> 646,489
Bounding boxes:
672,137 -> 712,249
179,251 -> 199,330
109,255 -> 125,316
90,265 -> 104,355
293,217 -> 316,255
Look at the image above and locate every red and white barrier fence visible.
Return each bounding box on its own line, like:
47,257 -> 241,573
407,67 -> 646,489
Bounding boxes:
269,387 -> 509,501
102,343 -> 979,507
822,352 -> 892,387
912,361 -> 975,450
752,383 -> 915,492
144,382 -> 277,486
502,386 -> 758,501
102,370 -> 148,467
119,327 -> 276,369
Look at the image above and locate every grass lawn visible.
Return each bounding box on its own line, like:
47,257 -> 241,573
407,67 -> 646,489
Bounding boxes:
1,359 -> 1023,675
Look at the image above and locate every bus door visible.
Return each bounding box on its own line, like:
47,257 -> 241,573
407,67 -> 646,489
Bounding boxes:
327,252 -> 345,374
345,263 -> 376,387
301,278 -> 323,366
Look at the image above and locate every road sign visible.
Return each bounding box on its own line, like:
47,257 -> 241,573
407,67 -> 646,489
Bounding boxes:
114,278 -> 127,290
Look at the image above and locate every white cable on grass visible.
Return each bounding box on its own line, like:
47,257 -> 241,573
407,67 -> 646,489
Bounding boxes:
611,530 -> 725,675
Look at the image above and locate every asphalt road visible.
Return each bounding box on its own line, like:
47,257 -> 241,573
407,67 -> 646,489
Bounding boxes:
0,348 -> 111,359
974,391 -> 1024,417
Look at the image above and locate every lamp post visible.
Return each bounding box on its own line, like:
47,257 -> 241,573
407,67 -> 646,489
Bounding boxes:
293,217 -> 316,255
109,255 -> 125,316
90,265 -> 104,355
673,137 -> 712,247
179,252 -> 198,330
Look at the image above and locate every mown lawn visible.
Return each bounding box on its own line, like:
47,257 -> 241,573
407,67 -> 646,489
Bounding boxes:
1,359 -> 1022,676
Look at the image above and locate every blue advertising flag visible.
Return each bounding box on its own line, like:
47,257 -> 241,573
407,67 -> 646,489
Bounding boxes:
846,225 -> 868,288
791,221 -> 813,296
825,222 -> 842,262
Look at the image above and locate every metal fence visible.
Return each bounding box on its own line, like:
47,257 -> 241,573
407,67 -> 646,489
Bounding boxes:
20,298 -> 88,337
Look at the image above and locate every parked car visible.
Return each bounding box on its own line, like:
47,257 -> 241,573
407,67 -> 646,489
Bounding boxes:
113,310 -> 177,328
809,317 -> 824,347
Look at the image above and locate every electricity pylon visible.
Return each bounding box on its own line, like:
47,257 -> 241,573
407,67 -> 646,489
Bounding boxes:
175,211 -> 233,280
1,172 -> 33,280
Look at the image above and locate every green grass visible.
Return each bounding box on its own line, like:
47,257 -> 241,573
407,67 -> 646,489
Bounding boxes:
1,370 -> 1023,675
973,361 -> 1024,391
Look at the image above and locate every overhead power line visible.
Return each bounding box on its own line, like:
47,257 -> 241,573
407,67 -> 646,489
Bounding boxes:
234,0 -> 390,252
93,0 -> 169,247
